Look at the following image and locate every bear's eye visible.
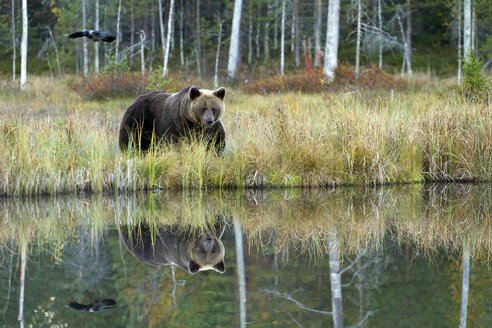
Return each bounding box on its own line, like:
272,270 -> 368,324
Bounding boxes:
201,108 -> 207,113
212,108 -> 217,113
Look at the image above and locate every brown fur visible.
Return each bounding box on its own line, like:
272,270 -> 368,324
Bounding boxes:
118,85 -> 226,153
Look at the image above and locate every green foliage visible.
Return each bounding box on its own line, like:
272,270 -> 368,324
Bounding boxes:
102,56 -> 130,74
146,67 -> 179,92
461,57 -> 491,102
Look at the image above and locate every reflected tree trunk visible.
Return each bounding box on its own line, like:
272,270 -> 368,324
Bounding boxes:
328,232 -> 343,328
234,221 -> 246,328
459,243 -> 470,328
18,243 -> 27,328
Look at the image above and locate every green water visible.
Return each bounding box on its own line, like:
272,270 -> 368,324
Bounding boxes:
1,185 -> 491,327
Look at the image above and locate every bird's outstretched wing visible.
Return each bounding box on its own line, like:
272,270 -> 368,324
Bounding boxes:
98,32 -> 116,43
65,31 -> 88,39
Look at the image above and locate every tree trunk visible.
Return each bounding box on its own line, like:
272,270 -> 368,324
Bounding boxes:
396,12 -> 408,77
328,233 -> 343,328
457,0 -> 461,84
163,0 -> 174,77
82,0 -> 88,76
11,0 -> 16,81
378,0 -> 383,68
406,0 -> 412,75
140,30 -> 146,78
264,2 -> 271,59
280,0 -> 286,76
290,5 -> 295,53
179,0 -> 184,66
214,17 -> 224,88
151,2 -> 156,53
115,0 -> 122,62
255,5 -> 260,58
273,0 -> 278,49
130,0 -> 135,66
471,5 -> 476,57
20,0 -> 27,90
95,0 -> 99,73
104,0 -> 108,65
196,0 -> 202,79
459,243 -> 470,328
158,0 -> 166,71
324,0 -> 340,80
248,11 -> 252,64
294,0 -> 300,67
47,27 -> 61,76
227,0 -> 243,79
355,0 -> 362,80
234,221 -> 247,328
314,0 -> 322,68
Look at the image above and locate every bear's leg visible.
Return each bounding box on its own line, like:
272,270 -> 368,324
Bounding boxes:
119,108 -> 157,151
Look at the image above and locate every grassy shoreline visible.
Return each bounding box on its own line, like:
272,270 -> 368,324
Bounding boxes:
0,76 -> 490,196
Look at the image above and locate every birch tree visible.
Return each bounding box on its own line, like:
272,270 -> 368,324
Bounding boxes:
314,0 -> 323,67
463,0 -> 471,63
115,0 -> 122,62
378,0 -> 383,68
140,30 -> 146,78
457,0 -> 461,84
196,0 -> 202,79
264,2 -> 271,59
235,221 -> 247,328
82,0 -> 88,76
163,0 -> 174,77
405,0 -> 412,75
158,0 -> 166,70
328,233 -> 343,328
324,0 -> 340,80
179,0 -> 184,66
11,0 -> 16,81
227,0 -> 243,79
294,0 -> 300,67
280,0 -> 286,76
248,12 -> 253,64
214,15 -> 224,88
355,0 -> 362,80
20,0 -> 27,90
95,0 -> 100,73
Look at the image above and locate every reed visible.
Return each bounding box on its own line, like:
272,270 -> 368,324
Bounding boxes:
0,76 -> 490,195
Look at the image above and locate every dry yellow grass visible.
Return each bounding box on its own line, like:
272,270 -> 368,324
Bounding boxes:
0,76 -> 490,195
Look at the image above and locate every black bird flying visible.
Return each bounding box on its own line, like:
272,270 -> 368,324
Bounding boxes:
65,299 -> 116,312
65,30 -> 116,43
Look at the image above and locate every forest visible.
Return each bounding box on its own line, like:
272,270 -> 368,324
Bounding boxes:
1,0 -> 491,82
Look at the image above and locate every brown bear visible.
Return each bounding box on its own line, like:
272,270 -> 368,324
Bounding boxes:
118,85 -> 226,153
120,223 -> 226,274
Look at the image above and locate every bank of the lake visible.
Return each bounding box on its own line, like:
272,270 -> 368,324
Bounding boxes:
0,76 -> 490,196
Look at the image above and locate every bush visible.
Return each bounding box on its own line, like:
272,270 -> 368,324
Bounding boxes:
145,67 -> 192,93
71,72 -> 147,99
461,57 -> 491,102
245,63 -> 407,94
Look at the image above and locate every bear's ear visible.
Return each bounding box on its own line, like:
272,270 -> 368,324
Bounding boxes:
189,86 -> 201,100
213,87 -> 226,101
189,260 -> 200,274
214,260 -> 226,274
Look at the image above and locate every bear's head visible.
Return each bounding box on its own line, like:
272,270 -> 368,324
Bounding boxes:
187,233 -> 226,274
187,86 -> 226,128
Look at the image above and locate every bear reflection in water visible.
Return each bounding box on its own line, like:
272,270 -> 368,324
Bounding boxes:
120,222 -> 226,274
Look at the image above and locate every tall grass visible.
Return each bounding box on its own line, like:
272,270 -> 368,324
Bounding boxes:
0,76 -> 490,196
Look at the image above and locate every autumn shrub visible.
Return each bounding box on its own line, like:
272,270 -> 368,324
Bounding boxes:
246,63 -> 407,94
71,72 -> 148,99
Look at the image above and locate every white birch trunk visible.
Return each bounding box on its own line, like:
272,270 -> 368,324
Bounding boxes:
179,0 -> 184,66
95,0 -> 99,73
20,0 -> 27,90
234,221 -> 247,328
314,0 -> 322,68
214,18 -> 224,88
328,233 -> 343,328
130,0 -> 135,66
264,2 -> 271,59
115,0 -> 122,62
227,0 -> 243,79
140,30 -> 146,78
82,0 -> 88,76
158,0 -> 166,71
459,243 -> 470,328
195,0 -> 201,79
406,0 -> 412,75
280,0 -> 286,76
378,0 -> 383,68
47,27 -> 61,76
463,0 -> 472,63
457,0 -> 461,84
163,0 -> 174,77
12,0 -> 16,81
355,0 -> 362,80
396,12 -> 408,77
248,13 -> 253,64
324,0 -> 340,80
273,0 -> 278,49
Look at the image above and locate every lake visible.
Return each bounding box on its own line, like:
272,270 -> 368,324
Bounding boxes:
1,184 -> 491,327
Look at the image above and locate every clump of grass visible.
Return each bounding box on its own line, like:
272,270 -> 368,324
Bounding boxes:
0,76 -> 490,196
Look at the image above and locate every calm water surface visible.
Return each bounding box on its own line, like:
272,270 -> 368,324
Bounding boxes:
1,185 -> 491,327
